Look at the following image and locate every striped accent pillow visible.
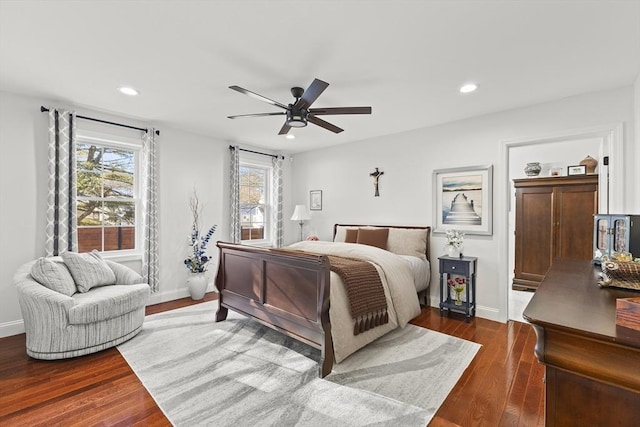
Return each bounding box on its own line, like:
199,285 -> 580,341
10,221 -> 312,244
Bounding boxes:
61,250 -> 116,293
30,257 -> 77,296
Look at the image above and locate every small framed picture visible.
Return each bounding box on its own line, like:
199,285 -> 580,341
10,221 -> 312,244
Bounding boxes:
310,190 -> 322,211
567,165 -> 586,176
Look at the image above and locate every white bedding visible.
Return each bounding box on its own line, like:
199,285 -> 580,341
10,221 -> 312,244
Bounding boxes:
288,241 -> 422,363
398,255 -> 431,292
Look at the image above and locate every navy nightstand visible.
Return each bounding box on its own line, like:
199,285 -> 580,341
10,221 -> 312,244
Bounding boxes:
438,255 -> 477,322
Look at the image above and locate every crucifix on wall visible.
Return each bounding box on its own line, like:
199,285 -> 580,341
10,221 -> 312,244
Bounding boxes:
369,167 -> 384,197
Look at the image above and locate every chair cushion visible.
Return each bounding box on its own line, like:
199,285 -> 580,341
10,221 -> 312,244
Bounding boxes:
68,283 -> 150,324
61,250 -> 116,293
30,257 -> 77,296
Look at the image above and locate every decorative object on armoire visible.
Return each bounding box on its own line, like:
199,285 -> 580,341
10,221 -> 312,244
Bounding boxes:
369,167 -> 384,197
184,190 -> 217,299
567,165 -> 587,176
513,175 -> 598,291
524,162 -> 542,177
592,214 -> 640,264
579,155 -> 598,174
443,229 -> 464,257
549,167 -> 562,177
290,204 -> 311,241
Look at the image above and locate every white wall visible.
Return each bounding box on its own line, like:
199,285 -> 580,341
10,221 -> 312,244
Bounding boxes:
289,86 -> 636,322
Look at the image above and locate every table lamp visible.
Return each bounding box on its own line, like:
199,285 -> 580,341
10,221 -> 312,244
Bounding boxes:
290,204 -> 311,241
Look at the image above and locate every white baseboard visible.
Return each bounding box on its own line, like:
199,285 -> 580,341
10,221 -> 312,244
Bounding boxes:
427,300 -> 503,323
0,319 -> 25,338
0,286 -> 217,339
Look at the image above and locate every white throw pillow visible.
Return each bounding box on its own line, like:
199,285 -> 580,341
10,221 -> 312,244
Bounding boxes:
30,257 -> 77,296
61,250 -> 116,293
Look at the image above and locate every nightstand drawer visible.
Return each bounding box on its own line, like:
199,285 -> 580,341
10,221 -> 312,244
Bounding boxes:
441,260 -> 469,276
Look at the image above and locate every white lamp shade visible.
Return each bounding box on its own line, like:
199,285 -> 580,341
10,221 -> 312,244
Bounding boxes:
290,204 -> 311,221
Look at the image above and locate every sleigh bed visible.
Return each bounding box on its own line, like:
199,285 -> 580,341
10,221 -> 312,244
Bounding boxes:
214,224 -> 431,377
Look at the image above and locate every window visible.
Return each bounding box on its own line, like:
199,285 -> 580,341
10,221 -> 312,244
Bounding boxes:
239,162 -> 271,243
75,136 -> 141,254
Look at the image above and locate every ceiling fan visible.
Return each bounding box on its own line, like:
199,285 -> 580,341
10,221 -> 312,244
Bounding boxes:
227,78 -> 372,135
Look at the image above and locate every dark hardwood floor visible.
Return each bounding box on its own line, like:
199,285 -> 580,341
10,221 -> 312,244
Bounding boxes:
0,294 -> 543,426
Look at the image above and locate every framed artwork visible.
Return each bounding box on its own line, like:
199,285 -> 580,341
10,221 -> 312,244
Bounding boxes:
433,165 -> 493,236
567,165 -> 586,176
310,190 -> 322,211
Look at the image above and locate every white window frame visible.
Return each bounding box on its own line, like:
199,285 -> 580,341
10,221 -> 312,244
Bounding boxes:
239,153 -> 273,247
75,131 -> 143,261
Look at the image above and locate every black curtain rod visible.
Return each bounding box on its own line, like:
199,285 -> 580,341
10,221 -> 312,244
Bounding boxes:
230,145 -> 284,159
40,106 -> 160,136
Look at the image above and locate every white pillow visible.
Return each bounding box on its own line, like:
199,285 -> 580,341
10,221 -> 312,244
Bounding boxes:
61,250 -> 116,293
30,257 -> 77,296
386,228 -> 428,259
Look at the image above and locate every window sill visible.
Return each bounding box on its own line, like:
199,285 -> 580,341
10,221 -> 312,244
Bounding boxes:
100,251 -> 143,263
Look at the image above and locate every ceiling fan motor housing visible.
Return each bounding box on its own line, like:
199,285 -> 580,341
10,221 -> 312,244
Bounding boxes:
286,106 -> 307,127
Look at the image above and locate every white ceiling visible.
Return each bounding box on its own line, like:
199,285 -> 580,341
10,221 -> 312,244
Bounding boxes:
1,1 -> 639,154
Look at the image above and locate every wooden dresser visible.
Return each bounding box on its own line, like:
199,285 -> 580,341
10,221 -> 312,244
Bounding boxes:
513,175 -> 598,291
523,260 -> 640,426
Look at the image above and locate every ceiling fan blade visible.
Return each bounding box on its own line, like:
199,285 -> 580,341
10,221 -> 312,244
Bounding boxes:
307,115 -> 344,134
308,107 -> 372,116
295,78 -> 329,110
229,86 -> 288,109
278,122 -> 292,135
227,112 -> 286,119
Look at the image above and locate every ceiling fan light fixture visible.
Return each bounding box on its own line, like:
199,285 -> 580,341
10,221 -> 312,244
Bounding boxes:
286,134 -> 295,139
286,109 -> 307,127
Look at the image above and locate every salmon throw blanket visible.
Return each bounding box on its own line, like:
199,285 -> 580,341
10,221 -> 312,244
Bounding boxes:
327,255 -> 389,335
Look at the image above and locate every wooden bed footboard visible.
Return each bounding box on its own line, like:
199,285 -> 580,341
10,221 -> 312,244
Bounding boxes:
215,242 -> 333,377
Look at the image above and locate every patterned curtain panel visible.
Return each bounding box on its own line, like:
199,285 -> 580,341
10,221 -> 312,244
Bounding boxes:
46,109 -> 78,256
141,129 -> 160,291
229,146 -> 241,244
271,156 -> 284,247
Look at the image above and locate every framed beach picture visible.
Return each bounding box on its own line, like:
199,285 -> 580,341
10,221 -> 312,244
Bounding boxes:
310,190 -> 322,211
433,165 -> 493,235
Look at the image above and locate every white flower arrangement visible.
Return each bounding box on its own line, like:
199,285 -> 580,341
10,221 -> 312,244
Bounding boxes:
445,229 -> 465,248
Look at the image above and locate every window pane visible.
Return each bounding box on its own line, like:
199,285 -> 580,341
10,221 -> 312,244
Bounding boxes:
77,170 -> 102,197
103,201 -> 135,226
77,200 -> 102,226
103,148 -> 134,198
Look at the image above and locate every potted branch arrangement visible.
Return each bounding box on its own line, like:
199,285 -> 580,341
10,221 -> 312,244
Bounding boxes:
184,190 -> 217,300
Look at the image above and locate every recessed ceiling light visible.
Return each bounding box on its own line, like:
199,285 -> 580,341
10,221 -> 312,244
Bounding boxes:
286,134 -> 295,140
118,86 -> 139,96
459,83 -> 478,94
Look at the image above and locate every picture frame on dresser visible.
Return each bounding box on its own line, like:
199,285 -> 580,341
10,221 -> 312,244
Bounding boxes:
433,165 -> 493,235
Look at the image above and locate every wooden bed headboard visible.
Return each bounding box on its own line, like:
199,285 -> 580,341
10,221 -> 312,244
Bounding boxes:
333,224 -> 431,261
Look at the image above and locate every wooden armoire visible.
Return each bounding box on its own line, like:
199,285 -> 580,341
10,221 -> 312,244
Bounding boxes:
513,175 -> 598,291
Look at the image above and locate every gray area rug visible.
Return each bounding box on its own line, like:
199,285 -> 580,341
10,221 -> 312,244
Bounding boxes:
118,301 -> 480,426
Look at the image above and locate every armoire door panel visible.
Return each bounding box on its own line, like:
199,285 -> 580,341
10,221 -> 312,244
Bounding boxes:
555,184 -> 598,260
